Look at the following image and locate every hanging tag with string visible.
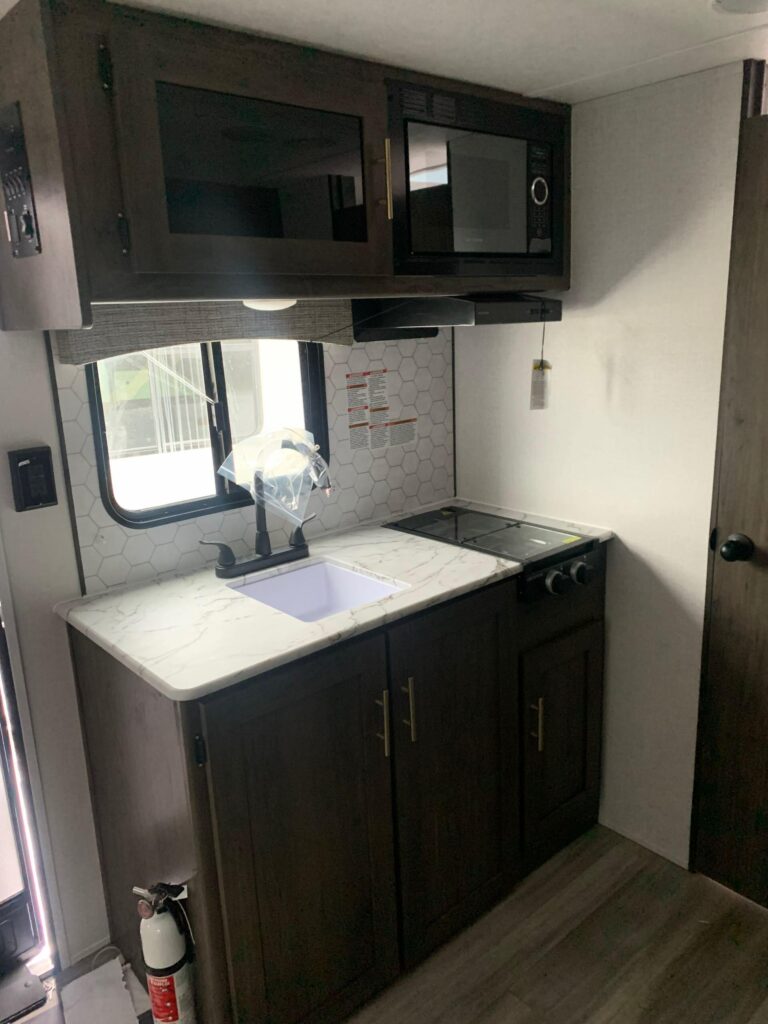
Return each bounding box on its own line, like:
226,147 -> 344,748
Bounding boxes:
530,318 -> 551,410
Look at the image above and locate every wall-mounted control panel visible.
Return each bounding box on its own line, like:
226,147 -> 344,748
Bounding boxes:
8,447 -> 57,512
0,102 -> 41,259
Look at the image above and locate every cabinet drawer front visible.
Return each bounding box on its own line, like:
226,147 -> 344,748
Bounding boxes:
109,27 -> 391,278
203,635 -> 398,1024
521,619 -> 604,864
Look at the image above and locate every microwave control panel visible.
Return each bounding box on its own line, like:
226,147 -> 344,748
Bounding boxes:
527,143 -> 552,255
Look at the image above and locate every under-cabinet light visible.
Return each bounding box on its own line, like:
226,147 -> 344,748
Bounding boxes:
242,299 -> 298,312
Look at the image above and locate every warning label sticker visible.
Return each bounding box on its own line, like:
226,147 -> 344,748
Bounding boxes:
346,369 -> 417,450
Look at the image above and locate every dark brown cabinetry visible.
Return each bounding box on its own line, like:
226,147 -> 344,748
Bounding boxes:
388,586 -> 519,965
70,573 -> 604,1024
203,635 -> 398,1024
521,620 -> 604,869
0,0 -> 570,329
109,27 -> 391,280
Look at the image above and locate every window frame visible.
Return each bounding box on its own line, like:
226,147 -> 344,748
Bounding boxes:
86,340 -> 330,529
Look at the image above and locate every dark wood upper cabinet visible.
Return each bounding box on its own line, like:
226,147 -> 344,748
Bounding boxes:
202,634 -> 399,1024
387,585 -> 520,966
0,0 -> 570,328
109,24 -> 392,278
521,619 -> 604,869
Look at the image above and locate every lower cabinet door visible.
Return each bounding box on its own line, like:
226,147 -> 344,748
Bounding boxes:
521,619 -> 604,868
202,634 -> 399,1024
388,585 -> 520,967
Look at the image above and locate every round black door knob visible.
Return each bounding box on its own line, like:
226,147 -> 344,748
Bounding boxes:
719,533 -> 755,562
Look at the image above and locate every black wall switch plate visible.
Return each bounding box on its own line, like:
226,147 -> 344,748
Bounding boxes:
8,446 -> 57,511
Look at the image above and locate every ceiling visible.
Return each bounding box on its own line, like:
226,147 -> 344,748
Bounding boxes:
0,0 -> 766,101
112,0 -> 768,102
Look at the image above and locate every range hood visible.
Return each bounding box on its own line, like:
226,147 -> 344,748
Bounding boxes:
351,294 -> 561,342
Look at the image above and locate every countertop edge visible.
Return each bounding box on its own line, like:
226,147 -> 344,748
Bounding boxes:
60,556 -> 522,702
63,557 -> 520,700
57,501 -> 613,703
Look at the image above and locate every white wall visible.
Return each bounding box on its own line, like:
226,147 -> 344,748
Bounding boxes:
0,330 -> 108,962
455,63 -> 742,866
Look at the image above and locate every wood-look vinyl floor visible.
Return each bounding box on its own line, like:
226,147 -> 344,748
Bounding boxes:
349,827 -> 768,1024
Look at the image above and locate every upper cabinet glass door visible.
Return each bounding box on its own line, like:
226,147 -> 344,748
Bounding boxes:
110,31 -> 391,278
155,84 -> 368,245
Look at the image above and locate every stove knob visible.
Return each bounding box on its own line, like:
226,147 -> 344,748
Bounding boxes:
570,560 -> 595,586
545,569 -> 570,595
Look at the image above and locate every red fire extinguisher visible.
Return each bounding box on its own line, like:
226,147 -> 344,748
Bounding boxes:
133,883 -> 197,1024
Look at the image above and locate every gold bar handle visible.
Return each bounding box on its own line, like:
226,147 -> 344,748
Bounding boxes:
401,676 -> 417,743
529,697 -> 544,753
375,689 -> 390,758
377,138 -> 394,220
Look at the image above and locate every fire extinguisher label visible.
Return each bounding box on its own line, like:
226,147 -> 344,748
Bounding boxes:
147,967 -> 196,1024
148,975 -> 179,1023
147,974 -> 179,1024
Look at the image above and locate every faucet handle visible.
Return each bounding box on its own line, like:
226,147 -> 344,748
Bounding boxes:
289,514 -> 316,549
199,541 -> 236,569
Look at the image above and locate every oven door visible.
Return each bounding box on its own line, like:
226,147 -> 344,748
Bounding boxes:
387,81 -> 568,278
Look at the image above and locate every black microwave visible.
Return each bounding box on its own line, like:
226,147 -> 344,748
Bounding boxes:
387,81 -> 569,279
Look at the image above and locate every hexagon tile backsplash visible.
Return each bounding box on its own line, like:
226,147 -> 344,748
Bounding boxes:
53,330 -> 455,595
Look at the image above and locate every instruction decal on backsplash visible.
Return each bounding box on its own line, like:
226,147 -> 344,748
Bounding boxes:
346,369 -> 417,450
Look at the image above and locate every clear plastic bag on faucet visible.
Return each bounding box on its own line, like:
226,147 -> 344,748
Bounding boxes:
217,428 -> 331,527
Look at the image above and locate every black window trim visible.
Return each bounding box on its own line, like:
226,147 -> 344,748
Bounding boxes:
86,340 -> 330,530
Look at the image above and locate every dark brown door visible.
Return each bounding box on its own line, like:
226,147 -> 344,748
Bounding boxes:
202,635 -> 398,1024
694,114 -> 768,905
387,585 -> 520,967
521,620 -> 604,868
108,23 -> 391,278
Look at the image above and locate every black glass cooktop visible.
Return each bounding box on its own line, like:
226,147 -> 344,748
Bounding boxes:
387,506 -> 590,565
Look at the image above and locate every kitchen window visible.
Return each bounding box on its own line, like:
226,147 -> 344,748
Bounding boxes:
86,339 -> 329,527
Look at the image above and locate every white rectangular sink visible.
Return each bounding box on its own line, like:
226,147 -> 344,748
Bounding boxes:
230,559 -> 406,622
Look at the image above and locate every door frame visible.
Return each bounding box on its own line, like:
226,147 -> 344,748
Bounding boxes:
0,532 -> 57,968
689,58 -> 767,872
0,623 -> 40,961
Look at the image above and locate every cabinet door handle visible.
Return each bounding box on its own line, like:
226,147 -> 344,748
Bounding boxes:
529,697 -> 544,753
401,676 -> 417,743
375,689 -> 390,758
377,137 -> 394,220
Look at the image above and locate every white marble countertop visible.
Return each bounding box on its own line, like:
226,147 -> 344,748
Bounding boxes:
56,502 -> 612,702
